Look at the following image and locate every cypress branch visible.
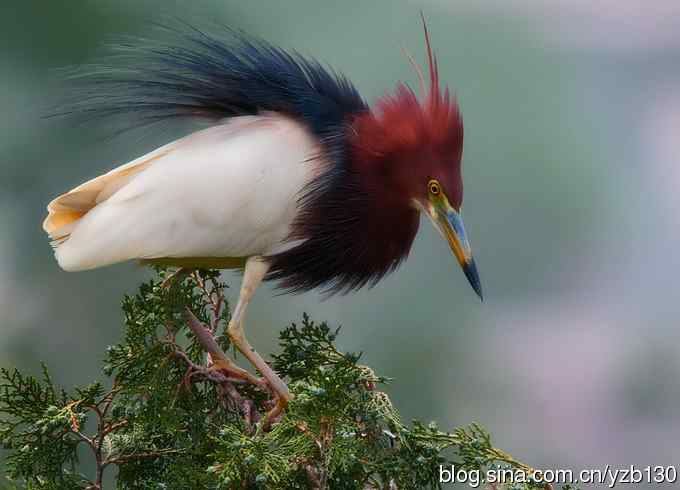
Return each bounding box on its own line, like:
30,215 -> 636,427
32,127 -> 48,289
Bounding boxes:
0,269 -> 574,489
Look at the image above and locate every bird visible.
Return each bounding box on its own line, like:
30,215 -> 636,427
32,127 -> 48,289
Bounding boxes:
42,18 -> 482,420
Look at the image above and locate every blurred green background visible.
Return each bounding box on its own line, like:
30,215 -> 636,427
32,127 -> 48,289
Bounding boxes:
2,0 -> 680,487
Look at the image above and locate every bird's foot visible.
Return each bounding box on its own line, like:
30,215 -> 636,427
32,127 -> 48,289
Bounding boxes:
259,395 -> 290,432
211,357 -> 291,431
209,357 -> 269,390
226,327 -> 293,429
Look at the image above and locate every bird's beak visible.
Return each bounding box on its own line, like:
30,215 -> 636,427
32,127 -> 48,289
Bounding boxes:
423,196 -> 483,301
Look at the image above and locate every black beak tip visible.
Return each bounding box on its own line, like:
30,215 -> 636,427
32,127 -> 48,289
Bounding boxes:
463,259 -> 483,302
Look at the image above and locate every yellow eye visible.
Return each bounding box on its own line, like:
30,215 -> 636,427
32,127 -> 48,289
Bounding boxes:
428,179 -> 441,196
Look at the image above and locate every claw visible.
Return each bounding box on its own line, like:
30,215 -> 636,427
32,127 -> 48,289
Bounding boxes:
209,357 -> 268,389
260,396 -> 289,431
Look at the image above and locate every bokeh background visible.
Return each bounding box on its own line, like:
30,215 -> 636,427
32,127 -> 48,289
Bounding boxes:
2,0 -> 679,487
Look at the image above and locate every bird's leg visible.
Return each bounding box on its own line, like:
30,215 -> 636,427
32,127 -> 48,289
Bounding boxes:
169,270 -> 265,385
227,256 -> 292,424
183,308 -> 266,389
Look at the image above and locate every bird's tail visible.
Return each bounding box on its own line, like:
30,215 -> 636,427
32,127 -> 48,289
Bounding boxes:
42,146 -> 171,249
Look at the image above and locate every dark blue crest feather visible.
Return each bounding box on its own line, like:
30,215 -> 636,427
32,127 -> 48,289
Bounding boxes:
62,24 -> 367,146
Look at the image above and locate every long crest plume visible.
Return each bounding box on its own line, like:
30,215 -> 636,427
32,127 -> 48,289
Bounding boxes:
420,13 -> 444,110
400,13 -> 440,102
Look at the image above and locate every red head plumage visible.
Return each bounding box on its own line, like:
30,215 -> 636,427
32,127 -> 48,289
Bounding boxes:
350,15 -> 464,209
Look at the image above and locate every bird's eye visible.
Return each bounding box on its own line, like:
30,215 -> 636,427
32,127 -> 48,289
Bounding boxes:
428,180 -> 441,196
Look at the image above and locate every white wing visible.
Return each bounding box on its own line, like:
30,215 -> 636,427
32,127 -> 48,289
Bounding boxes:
44,115 -> 319,271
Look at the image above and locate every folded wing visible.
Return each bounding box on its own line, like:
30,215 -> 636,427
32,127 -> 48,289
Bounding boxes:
44,115 -> 317,271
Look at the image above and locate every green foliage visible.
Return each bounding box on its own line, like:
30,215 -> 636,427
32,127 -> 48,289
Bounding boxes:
1,269 -> 572,489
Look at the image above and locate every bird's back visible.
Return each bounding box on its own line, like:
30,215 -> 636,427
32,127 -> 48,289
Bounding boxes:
46,115 -> 319,271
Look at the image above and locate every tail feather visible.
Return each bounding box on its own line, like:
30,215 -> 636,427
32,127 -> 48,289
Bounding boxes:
42,146 -> 173,244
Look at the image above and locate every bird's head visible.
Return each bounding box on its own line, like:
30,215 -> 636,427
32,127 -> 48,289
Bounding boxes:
349,18 -> 482,300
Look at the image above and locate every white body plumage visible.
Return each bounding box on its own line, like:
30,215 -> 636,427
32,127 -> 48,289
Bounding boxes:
43,114 -> 319,271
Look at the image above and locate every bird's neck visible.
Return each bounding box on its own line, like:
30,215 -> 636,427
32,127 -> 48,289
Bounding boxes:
265,157 -> 419,295
338,158 -> 421,285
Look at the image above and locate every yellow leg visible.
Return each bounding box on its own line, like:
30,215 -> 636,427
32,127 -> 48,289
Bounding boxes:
227,257 -> 292,419
183,307 -> 267,388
